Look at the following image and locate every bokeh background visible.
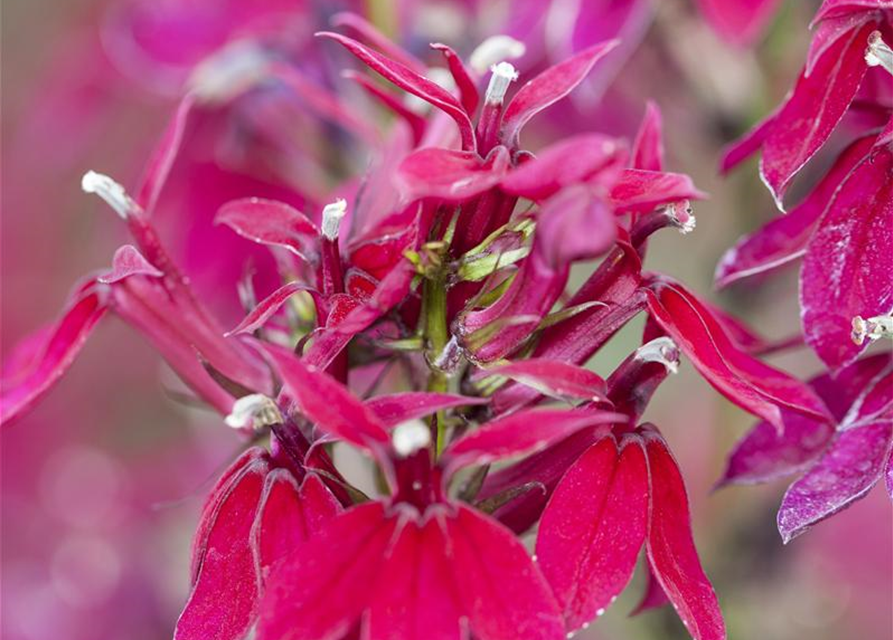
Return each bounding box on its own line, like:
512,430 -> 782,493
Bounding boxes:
2,1 -> 891,639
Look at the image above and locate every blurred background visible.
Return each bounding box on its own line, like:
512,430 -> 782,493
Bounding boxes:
2,0 -> 891,639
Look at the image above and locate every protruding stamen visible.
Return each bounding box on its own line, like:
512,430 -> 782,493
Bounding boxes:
392,419 -> 432,457
866,31 -> 893,75
225,393 -> 282,430
667,201 -> 696,235
635,336 -> 680,374
470,36 -> 526,75
321,199 -> 348,240
81,170 -> 137,219
188,40 -> 269,104
485,61 -> 519,105
852,314 -> 893,345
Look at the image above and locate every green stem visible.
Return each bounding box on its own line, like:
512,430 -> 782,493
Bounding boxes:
423,270 -> 449,455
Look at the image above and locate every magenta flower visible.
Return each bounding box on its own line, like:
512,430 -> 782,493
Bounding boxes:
719,0 -> 893,370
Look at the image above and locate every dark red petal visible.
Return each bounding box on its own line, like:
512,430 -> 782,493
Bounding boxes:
500,134 -> 626,200
632,101 -> 664,171
536,436 -> 649,630
318,32 -> 476,150
630,560 -> 671,615
216,197 -> 319,261
646,280 -> 830,429
366,392 -> 489,429
260,342 -> 390,450
501,40 -> 619,148
474,358 -> 608,403
175,456 -> 268,640
801,146 -> 893,370
812,0 -> 893,25
228,282 -> 320,336
442,408 -> 623,475
447,505 -> 565,640
645,432 -> 726,640
0,284 -> 108,426
258,502 -> 396,640
397,146 -> 510,202
431,43 -> 480,116
136,94 -> 193,212
777,419 -> 893,543
719,114 -> 775,174
609,169 -> 706,212
759,21 -> 876,208
536,187 -> 617,266
715,133 -> 878,288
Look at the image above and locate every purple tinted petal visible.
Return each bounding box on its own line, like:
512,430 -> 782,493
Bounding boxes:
645,430 -> 726,640
812,0 -> 893,24
397,146 -> 510,202
759,21 -> 876,208
216,197 -> 319,260
806,12 -> 873,75
778,419 -> 893,543
610,169 -> 707,212
431,43 -> 480,116
536,187 -> 617,266
801,146 -> 893,370
536,436 -> 649,630
501,40 -> 619,148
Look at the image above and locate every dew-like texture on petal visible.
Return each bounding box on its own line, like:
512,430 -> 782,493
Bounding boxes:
258,502 -> 397,640
801,146 -> 893,370
446,505 -> 565,640
645,434 -> 726,640
778,419 -> 893,543
0,284 -> 108,426
175,456 -> 268,640
365,392 -> 488,429
443,408 -> 623,475
646,281 -> 830,429
475,358 -> 607,403
397,147 -> 510,202
262,342 -> 390,450
812,0 -> 893,24
501,41 -> 619,148
759,21 -> 876,207
536,436 -> 649,630
715,134 -> 877,288
694,0 -> 782,45
318,32 -> 476,150
216,197 -> 319,261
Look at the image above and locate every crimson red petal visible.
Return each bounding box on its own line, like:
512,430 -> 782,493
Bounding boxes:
610,169 -> 707,212
216,197 -> 319,261
228,282 -> 320,337
366,392 -> 489,429
397,146 -> 510,202
632,101 -> 665,171
645,431 -> 726,640
474,358 -> 608,403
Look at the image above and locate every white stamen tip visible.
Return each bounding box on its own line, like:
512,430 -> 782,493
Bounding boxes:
667,201 -> 696,234
469,36 -> 526,75
851,314 -> 893,345
865,31 -> 893,75
81,170 -> 135,219
485,61 -> 519,105
392,419 -> 432,457
321,199 -> 348,240
636,336 -> 681,374
225,394 -> 282,430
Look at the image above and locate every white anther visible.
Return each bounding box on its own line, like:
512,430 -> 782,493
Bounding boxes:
321,199 -> 348,241
188,40 -> 270,104
484,61 -> 519,105
666,201 -> 696,234
866,31 -> 893,75
392,419 -> 432,457
469,36 -> 526,75
81,170 -> 137,219
225,394 -> 282,430
635,336 -> 680,374
852,314 -> 893,345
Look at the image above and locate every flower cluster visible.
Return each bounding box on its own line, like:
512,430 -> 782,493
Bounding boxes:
2,2 -> 890,640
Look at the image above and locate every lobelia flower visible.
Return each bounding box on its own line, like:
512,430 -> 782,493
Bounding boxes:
719,352 -> 893,543
719,0 -> 893,370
